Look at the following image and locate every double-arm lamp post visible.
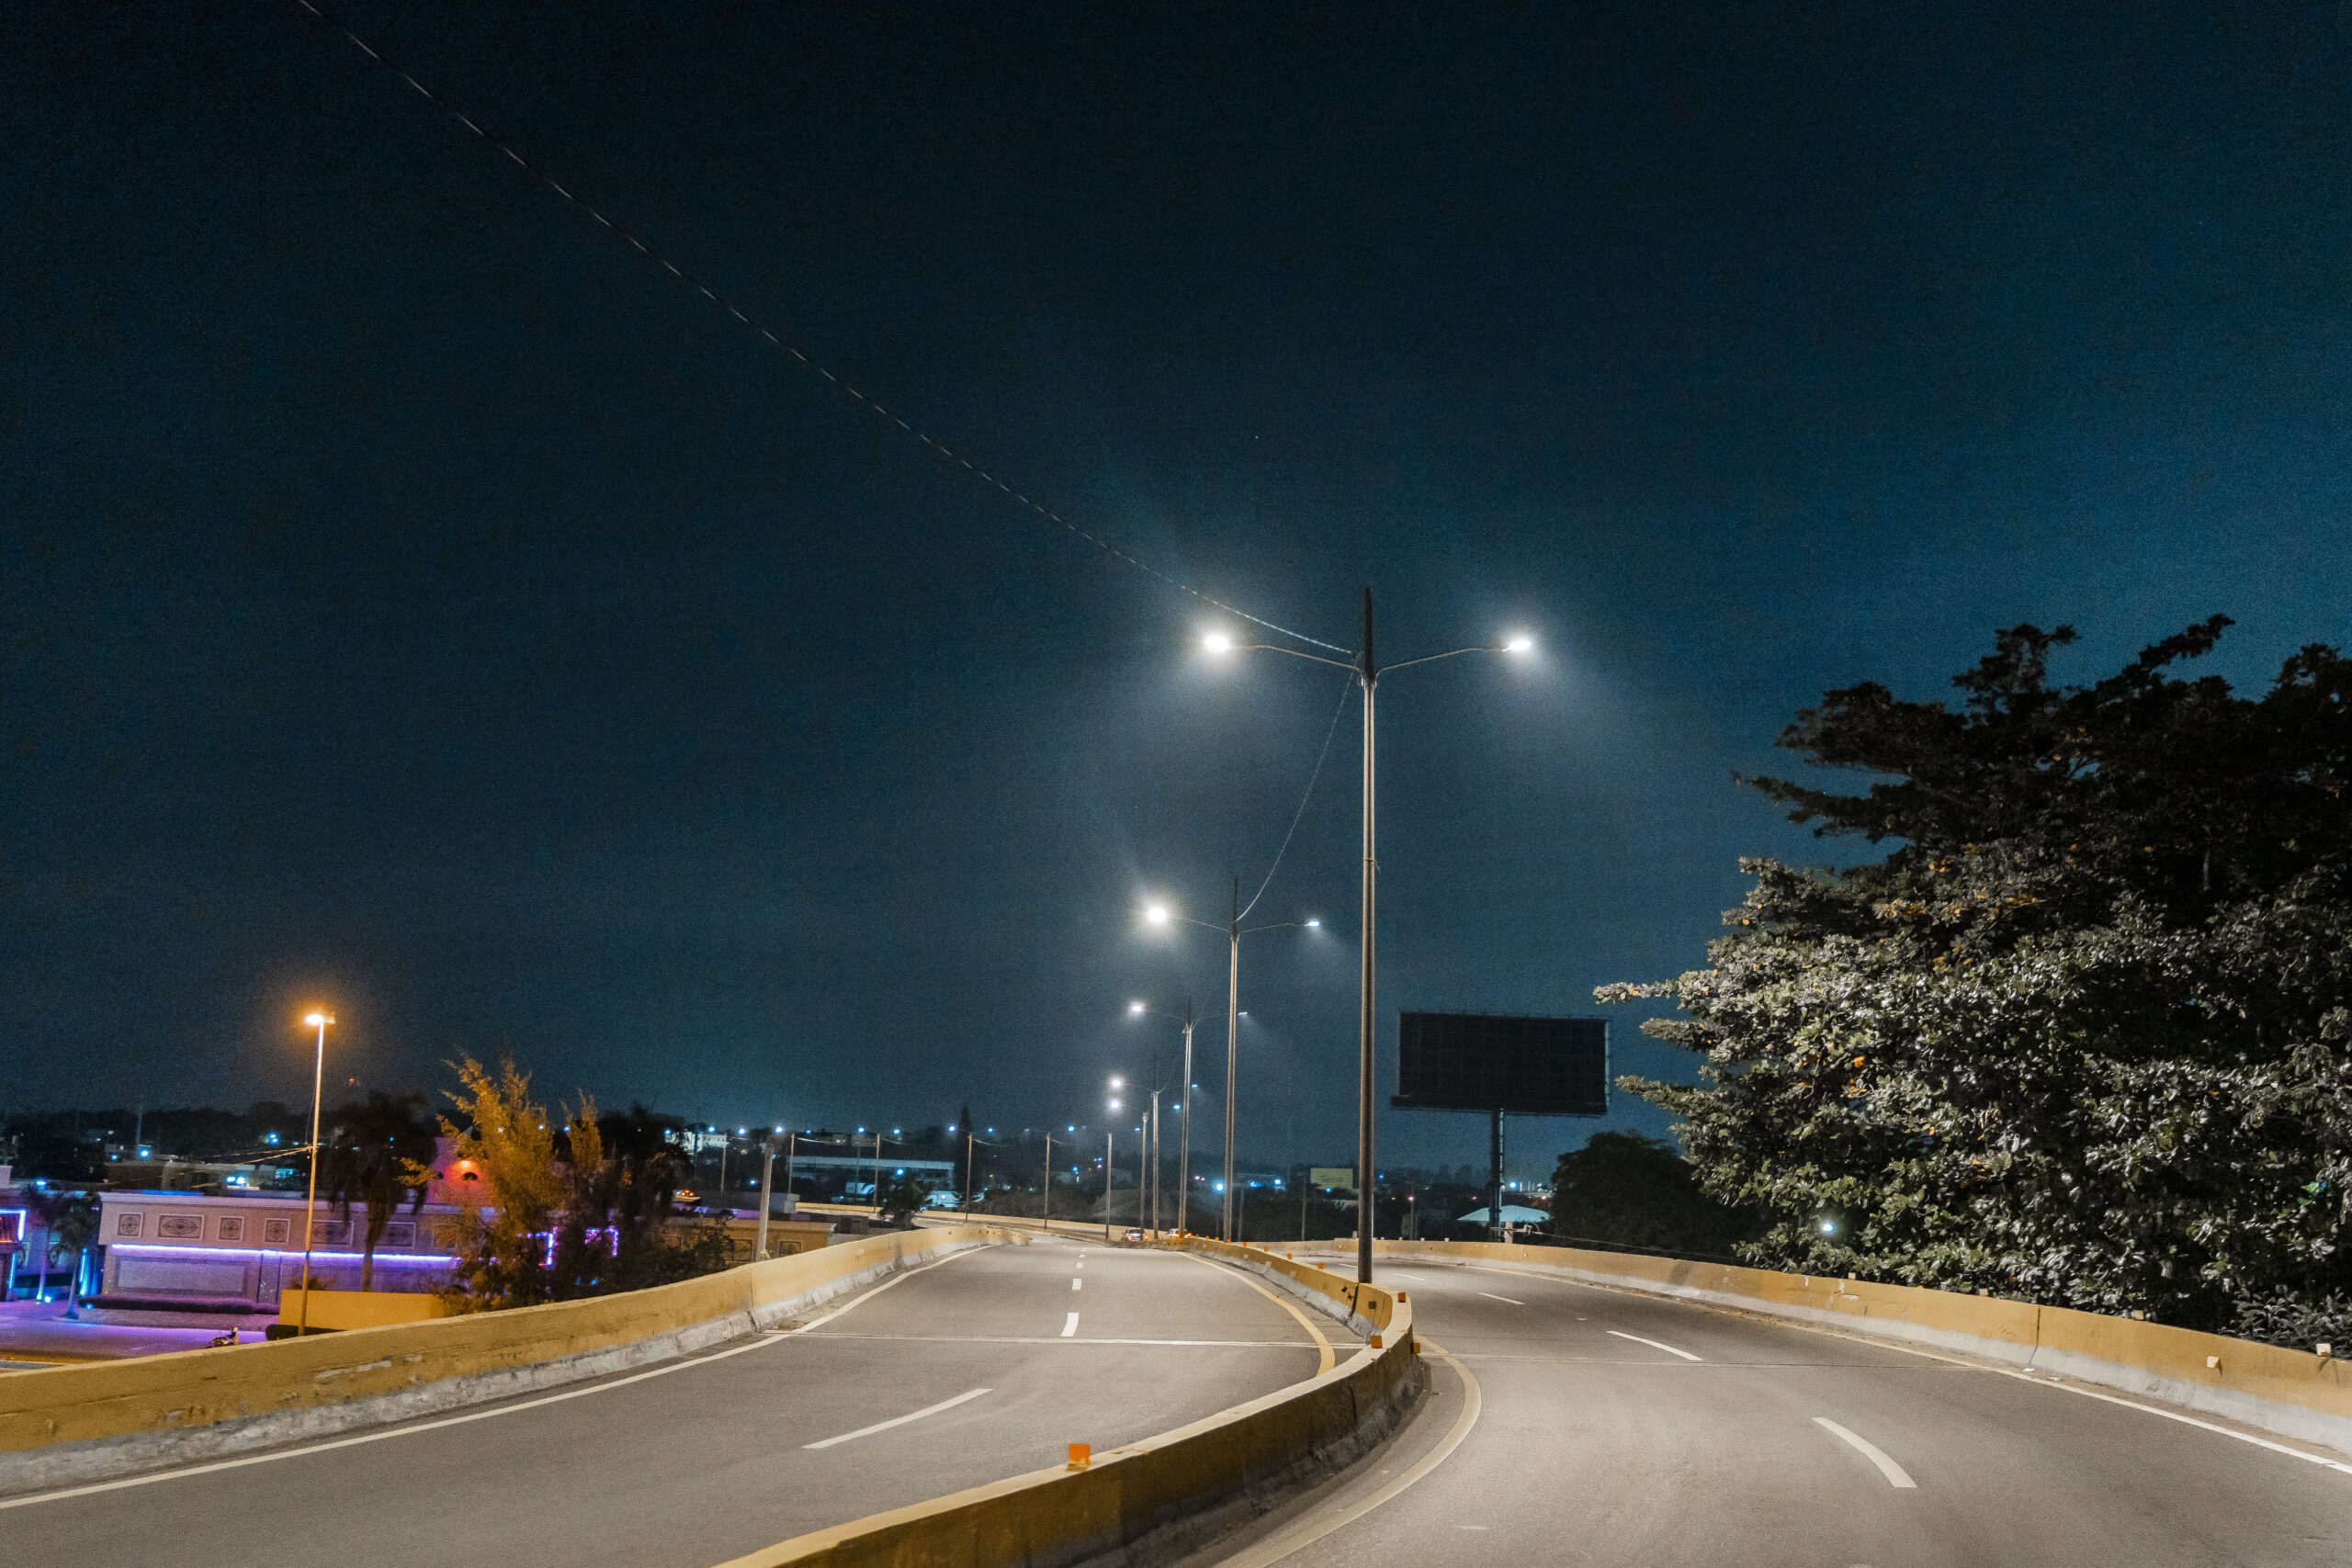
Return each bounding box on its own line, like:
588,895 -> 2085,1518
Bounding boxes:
1204,591 -> 1531,1282
1126,1001 -> 1193,1235
1143,886 -> 1318,1242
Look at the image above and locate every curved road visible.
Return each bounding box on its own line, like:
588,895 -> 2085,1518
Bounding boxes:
7,1234 -> 1351,1568
1191,1252 -> 2352,1568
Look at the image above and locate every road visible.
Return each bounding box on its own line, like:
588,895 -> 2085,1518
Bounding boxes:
1188,1252 -> 2352,1568
6,1233 -> 1349,1568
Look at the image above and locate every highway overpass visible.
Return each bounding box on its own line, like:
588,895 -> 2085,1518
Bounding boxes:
2,1229 -> 2345,1567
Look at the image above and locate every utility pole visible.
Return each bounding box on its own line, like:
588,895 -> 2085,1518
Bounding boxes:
1103,1129 -> 1114,1242
1042,1133 -> 1053,1233
963,1129 -> 976,1218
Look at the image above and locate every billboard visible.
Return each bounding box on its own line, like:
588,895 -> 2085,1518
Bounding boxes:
1307,1167 -> 1357,1191
1391,1011 -> 1609,1116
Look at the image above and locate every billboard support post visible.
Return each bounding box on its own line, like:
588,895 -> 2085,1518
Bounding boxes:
1488,1109 -> 1505,1244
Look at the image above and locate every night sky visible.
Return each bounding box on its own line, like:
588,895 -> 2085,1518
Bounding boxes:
6,4 -> 2348,1182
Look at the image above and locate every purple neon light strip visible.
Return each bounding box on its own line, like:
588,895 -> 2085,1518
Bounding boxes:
110,1244 -> 459,1265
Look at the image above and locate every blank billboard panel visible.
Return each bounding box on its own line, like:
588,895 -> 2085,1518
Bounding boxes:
1392,1011 -> 1609,1116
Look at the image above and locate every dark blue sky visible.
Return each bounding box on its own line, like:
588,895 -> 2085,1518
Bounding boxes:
5,3 -> 2347,1181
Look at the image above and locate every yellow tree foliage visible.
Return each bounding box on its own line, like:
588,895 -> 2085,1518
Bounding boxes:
407,1055 -> 600,1311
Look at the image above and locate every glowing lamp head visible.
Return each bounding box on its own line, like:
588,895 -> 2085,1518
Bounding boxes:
1108,1098 -> 1122,1111
1202,631 -> 1234,654
1145,904 -> 1170,926
1820,1220 -> 1837,1235
303,1011 -> 333,1028
1129,1000 -> 1146,1014
1108,1076 -> 1125,1089
1505,636 -> 1533,653
1305,918 -> 1321,929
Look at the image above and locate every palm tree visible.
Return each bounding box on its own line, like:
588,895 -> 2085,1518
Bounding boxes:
321,1091 -> 437,1292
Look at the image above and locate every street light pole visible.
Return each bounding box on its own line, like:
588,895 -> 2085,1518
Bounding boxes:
1200,593 -> 1532,1285
1355,588 -> 1377,1285
1143,906 -> 1316,1243
297,1010 -> 333,1337
1130,998 -> 1198,1233
1147,1089 -> 1162,1235
756,1134 -> 780,1259
1178,1005 -> 1193,1233
1223,876 -> 1241,1240
1043,1132 -> 1052,1234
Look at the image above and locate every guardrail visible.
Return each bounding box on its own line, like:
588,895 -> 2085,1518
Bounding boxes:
0,1223 -> 1015,1496
1371,1237 -> 2352,1453
712,1237 -> 1420,1568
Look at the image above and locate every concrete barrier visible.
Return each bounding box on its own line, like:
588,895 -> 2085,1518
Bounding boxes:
712,1239 -> 1420,1568
0,1223 -> 1015,1495
277,1288 -> 454,1332
1368,1237 -> 2352,1454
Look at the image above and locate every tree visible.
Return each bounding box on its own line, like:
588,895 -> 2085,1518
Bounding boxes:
409,1056 -> 575,1312
321,1090 -> 437,1292
878,1172 -> 929,1227
27,1189 -> 98,1313
1548,1131 -> 1753,1257
550,1101 -> 729,1294
1603,621 -> 2352,1342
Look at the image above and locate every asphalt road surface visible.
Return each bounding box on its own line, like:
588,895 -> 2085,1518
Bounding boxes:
1185,1252 -> 2352,1568
6,1234 -> 1346,1568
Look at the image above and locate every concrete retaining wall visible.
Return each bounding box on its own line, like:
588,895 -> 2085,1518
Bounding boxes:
1373,1238 -> 2352,1454
0,1224 -> 1013,1495
715,1240 -> 1419,1568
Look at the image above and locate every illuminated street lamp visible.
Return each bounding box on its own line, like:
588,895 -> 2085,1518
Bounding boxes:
297,1010 -> 334,1337
1129,1001 -> 1193,1235
1140,885 -> 1318,1241
1202,592 -> 1532,1283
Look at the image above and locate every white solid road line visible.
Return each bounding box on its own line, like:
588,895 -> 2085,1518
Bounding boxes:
0,1241 -> 996,1512
1061,1311 -> 1080,1337
1209,1337 -> 1484,1568
1607,1330 -> 1702,1362
1476,1291 -> 1525,1306
803,1387 -> 992,1450
1994,1368 -> 2352,1477
1814,1417 -> 1918,1488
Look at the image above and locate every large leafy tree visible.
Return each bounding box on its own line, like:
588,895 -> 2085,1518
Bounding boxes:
1547,1131 -> 1754,1258
1603,620 -> 2352,1340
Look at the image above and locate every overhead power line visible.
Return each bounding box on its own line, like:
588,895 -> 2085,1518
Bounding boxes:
285,1 -> 1353,659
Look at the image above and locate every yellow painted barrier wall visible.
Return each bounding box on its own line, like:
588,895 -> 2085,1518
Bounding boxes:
1,1224 -> 1008,1474
277,1288 -> 454,1332
1374,1237 -> 2351,1451
716,1239 -> 1417,1568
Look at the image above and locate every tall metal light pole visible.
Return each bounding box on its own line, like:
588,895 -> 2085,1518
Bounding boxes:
755,1133 -> 782,1259
1203,594 -> 1532,1283
1142,902 -> 1318,1240
297,1010 -> 333,1337
1042,1132 -> 1053,1233
1129,1000 -> 1196,1233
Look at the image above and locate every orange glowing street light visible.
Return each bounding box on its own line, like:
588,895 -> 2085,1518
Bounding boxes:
297,1010 -> 334,1337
